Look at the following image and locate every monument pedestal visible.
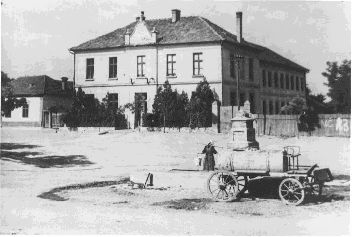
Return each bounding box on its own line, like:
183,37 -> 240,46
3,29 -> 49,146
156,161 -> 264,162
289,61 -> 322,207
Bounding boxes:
227,113 -> 259,151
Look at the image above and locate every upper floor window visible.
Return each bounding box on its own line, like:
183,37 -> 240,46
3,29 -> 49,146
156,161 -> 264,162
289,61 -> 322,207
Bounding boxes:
262,70 -> 266,87
301,77 -> 305,91
109,57 -> 117,78
230,54 -> 235,78
290,75 -> 294,90
268,71 -> 272,87
22,104 -> 29,118
248,58 -> 254,81
285,73 -> 290,90
137,55 -> 146,77
86,58 -> 94,79
280,73 -> 284,89
167,54 -> 176,76
295,76 -> 300,91
274,72 -> 279,88
193,53 -> 203,76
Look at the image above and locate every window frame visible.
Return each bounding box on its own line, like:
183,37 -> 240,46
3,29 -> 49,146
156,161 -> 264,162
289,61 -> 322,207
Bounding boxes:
262,69 -> 266,87
22,103 -> 29,118
86,58 -> 94,80
193,52 -> 203,76
137,55 -> 146,77
109,57 -> 118,79
166,54 -> 176,77
274,72 -> 279,88
268,71 -> 272,87
248,58 -> 254,81
301,77 -> 305,91
285,73 -> 290,90
280,73 -> 284,89
290,75 -> 295,90
296,76 -> 300,91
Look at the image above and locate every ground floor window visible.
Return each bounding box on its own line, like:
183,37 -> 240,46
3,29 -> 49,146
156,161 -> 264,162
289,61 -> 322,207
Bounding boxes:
269,101 -> 274,114
22,104 -> 29,118
108,93 -> 119,109
230,91 -> 237,106
262,100 -> 267,114
134,93 -> 147,128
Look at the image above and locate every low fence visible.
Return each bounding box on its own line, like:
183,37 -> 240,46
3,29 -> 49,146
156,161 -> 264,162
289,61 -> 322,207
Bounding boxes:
218,107 -> 350,137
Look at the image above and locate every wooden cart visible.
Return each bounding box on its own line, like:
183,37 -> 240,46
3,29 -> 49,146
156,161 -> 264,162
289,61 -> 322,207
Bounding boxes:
206,146 -> 334,205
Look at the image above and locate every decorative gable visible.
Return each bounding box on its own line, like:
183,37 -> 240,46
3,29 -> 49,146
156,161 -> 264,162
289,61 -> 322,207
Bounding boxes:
130,21 -> 154,45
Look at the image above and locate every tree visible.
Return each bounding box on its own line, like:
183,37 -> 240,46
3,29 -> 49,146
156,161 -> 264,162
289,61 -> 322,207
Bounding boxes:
305,87 -> 332,114
323,60 -> 351,113
1,71 -> 26,116
174,90 -> 189,130
188,79 -> 214,128
152,81 -> 177,132
280,97 -> 306,115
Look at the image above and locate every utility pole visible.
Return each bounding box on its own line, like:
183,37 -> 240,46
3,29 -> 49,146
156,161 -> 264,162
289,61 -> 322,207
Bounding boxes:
235,55 -> 244,112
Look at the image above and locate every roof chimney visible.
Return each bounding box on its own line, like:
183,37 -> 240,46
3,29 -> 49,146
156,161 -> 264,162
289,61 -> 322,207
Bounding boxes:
236,12 -> 243,43
172,9 -> 181,23
61,77 -> 68,91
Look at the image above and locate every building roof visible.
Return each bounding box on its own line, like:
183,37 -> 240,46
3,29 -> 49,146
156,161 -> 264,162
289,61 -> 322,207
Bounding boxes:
70,16 -> 308,72
10,75 -> 73,97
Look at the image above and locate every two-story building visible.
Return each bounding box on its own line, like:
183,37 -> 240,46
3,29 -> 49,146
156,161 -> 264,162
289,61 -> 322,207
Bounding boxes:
70,10 -> 308,126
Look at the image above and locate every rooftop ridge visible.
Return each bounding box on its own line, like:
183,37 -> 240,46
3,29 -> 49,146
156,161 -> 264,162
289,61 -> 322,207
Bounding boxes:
198,16 -> 224,41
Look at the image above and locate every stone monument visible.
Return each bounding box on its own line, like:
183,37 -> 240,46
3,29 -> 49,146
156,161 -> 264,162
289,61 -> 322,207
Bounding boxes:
227,101 -> 259,150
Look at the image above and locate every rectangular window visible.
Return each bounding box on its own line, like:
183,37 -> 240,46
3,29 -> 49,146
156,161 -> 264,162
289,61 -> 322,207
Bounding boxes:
281,101 -> 286,114
290,75 -> 294,90
248,58 -> 254,81
268,71 -> 272,87
108,93 -> 118,106
109,57 -> 117,78
249,93 -> 255,113
230,54 -> 235,78
86,58 -> 94,79
296,76 -> 300,91
262,70 -> 266,87
240,59 -> 245,80
274,72 -> 279,88
166,54 -> 176,76
269,101 -> 274,114
193,53 -> 203,76
280,73 -> 284,89
301,77 -> 305,91
230,91 -> 237,106
239,93 -> 245,106
262,100 -> 267,114
275,101 -> 280,114
137,56 -> 146,77
285,73 -> 290,90
22,104 -> 29,118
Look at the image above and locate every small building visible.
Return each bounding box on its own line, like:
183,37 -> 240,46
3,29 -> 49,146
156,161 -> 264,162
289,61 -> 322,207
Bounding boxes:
2,75 -> 73,127
69,10 -> 308,126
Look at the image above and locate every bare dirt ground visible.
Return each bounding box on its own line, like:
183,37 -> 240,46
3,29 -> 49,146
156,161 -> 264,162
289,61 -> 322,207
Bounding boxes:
0,127 -> 350,235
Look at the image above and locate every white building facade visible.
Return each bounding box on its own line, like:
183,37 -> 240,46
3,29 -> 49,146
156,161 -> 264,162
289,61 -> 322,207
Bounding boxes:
70,10 -> 308,127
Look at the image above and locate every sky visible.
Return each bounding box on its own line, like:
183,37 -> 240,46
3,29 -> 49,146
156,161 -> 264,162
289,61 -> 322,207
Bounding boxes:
1,0 -> 351,96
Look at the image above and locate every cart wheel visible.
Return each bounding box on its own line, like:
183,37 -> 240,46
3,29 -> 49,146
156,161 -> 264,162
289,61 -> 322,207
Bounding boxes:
207,171 -> 238,202
236,175 -> 248,196
279,178 -> 305,205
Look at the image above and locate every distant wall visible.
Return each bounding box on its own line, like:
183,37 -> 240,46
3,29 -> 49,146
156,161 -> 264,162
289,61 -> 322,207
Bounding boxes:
219,109 -> 350,137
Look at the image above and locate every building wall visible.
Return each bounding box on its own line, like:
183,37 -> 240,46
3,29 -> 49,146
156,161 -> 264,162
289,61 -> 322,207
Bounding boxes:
2,97 -> 43,126
75,43 -> 223,112
221,43 -> 306,114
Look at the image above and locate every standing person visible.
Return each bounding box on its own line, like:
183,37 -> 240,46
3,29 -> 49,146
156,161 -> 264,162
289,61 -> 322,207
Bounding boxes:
202,141 -> 217,171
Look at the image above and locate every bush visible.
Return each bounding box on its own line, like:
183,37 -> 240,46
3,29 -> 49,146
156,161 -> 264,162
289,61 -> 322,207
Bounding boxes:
142,113 -> 156,127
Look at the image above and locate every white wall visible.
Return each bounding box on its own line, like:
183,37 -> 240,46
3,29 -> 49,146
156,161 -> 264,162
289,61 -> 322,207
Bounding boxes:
75,43 -> 223,113
2,97 -> 43,125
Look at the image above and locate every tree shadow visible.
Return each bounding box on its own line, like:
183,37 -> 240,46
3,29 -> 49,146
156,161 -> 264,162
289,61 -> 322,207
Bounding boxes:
1,143 -> 94,168
0,143 -> 41,150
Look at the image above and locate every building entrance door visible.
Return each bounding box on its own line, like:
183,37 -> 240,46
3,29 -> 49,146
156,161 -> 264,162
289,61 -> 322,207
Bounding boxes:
134,93 -> 147,128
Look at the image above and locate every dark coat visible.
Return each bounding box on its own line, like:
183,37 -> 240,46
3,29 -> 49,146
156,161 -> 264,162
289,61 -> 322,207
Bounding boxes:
202,144 -> 217,171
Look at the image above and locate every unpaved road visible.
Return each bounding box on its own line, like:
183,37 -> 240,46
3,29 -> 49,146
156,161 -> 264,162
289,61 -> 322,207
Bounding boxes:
0,128 -> 350,235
